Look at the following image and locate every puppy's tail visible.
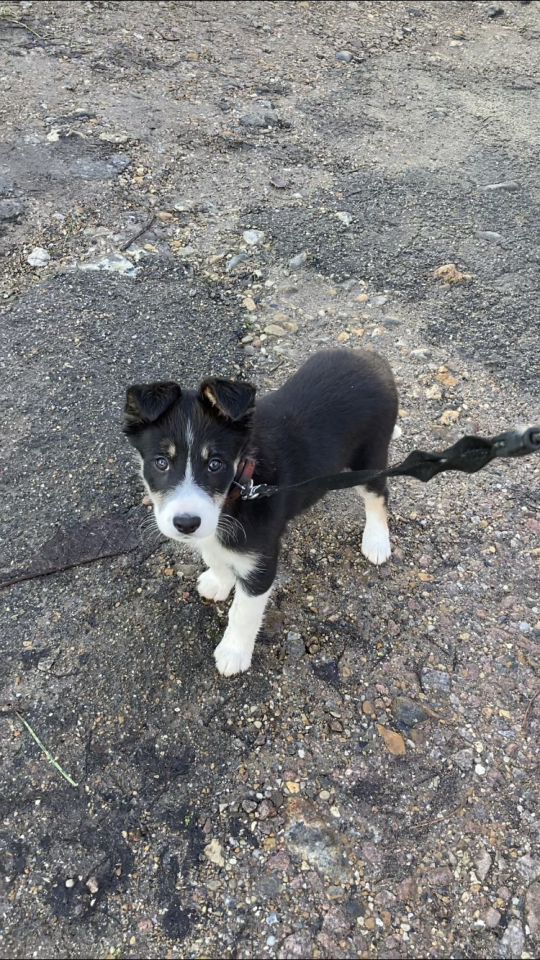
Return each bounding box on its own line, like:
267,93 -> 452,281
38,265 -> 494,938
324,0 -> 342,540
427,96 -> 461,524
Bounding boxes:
391,424 -> 402,441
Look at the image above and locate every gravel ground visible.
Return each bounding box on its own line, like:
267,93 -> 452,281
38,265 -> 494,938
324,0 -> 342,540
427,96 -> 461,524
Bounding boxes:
1,2 -> 540,959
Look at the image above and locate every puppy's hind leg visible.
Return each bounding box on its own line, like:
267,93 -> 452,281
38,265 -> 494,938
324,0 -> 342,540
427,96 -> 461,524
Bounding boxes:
350,441 -> 392,566
357,483 -> 391,566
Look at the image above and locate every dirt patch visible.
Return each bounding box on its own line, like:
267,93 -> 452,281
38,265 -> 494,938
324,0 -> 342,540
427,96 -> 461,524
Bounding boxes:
1,2 -> 540,959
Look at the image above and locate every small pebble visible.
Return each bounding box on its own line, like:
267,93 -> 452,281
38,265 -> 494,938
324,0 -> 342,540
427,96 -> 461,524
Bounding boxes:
288,251 -> 307,268
226,252 -> 247,271
65,878 -> 75,889
475,230 -> 504,243
335,51 -> 353,63
264,324 -> 286,336
286,631 -> 305,658
486,3 -> 504,17
270,176 -> 290,189
485,907 -> 501,928
27,247 -> 50,267
243,230 -> 265,245
336,211 -> 352,225
481,181 -> 520,191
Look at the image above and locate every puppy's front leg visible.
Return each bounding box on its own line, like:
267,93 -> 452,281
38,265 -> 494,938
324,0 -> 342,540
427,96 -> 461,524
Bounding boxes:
214,584 -> 272,676
214,558 -> 277,677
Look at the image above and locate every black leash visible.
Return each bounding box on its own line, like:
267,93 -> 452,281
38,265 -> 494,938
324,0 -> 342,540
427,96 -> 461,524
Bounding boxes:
238,427 -> 540,501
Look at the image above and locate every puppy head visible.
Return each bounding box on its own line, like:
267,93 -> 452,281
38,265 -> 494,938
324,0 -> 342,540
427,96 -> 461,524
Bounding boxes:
123,376 -> 256,542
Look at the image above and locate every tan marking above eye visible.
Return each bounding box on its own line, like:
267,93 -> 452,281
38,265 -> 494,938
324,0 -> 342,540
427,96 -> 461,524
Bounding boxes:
162,442 -> 176,459
202,445 -> 210,460
202,386 -> 218,406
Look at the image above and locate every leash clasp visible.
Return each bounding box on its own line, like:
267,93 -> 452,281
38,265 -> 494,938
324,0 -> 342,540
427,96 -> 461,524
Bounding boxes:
240,479 -> 261,500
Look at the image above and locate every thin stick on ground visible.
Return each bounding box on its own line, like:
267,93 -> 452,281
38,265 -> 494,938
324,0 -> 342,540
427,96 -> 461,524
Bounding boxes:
521,688 -> 540,732
16,712 -> 79,787
0,16 -> 54,41
409,790 -> 474,831
119,214 -> 156,252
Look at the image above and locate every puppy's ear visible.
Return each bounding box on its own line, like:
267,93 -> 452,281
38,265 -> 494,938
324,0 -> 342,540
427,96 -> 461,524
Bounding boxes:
123,381 -> 181,435
199,378 -> 256,423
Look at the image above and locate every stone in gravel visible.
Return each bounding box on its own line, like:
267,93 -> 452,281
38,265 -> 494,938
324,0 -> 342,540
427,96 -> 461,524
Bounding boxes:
277,934 -> 314,959
244,344 -> 255,356
65,878 -> 75,888
476,230 -> 505,243
397,877 -> 418,901
422,668 -> 451,692
285,799 -> 350,882
516,854 -> 540,882
86,876 -> 99,894
288,251 -> 307,268
336,211 -> 352,225
392,696 -> 432,729
0,199 -> 25,221
243,229 -> 265,245
27,247 -> 50,267
240,113 -> 274,129
440,409 -> 460,425
286,632 -> 305,659
486,4 -> 504,17
264,324 -> 286,336
204,838 -> 225,867
411,348 -> 433,359
242,799 -> 257,813
258,799 -> 277,820
525,881 -> 540,936
226,252 -> 247,271
433,263 -> 471,283
495,919 -> 525,959
372,295 -> 388,306
426,866 -> 453,886
322,905 -> 352,936
512,76 -> 536,89
481,181 -> 520,191
485,906 -> 501,928
453,748 -> 474,771
79,253 -> 136,277
282,320 -> 299,333
270,176 -> 291,189
243,297 -> 257,311
376,724 -> 406,755
68,154 -> 130,179
382,317 -> 403,327
335,51 -> 353,63
475,849 -> 492,881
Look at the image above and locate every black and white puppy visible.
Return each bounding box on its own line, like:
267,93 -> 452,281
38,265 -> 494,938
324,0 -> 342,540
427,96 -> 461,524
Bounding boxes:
123,349 -> 399,676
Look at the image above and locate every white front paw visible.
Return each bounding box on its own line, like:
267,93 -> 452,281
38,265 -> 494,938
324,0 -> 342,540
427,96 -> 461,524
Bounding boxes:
214,632 -> 253,677
197,569 -> 233,602
362,522 -> 391,566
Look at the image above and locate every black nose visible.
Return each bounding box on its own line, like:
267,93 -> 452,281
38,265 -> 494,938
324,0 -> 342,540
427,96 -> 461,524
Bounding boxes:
173,514 -> 201,535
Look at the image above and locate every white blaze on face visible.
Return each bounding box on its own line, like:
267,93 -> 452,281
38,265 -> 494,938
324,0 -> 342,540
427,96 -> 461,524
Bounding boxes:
151,425 -> 222,541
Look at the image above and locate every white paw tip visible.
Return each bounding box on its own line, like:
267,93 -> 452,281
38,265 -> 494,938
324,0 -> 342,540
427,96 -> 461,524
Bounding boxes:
214,643 -> 252,677
197,570 -> 232,602
362,531 -> 392,566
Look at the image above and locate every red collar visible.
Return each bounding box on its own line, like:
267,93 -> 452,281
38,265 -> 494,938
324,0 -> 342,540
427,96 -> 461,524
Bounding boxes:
225,458 -> 256,503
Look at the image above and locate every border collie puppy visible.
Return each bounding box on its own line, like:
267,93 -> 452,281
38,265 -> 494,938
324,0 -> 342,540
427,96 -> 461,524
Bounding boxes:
123,349 -> 399,676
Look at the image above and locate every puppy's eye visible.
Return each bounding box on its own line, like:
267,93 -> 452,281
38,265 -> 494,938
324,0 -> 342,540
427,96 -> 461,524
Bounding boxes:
208,458 -> 223,473
154,456 -> 170,472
